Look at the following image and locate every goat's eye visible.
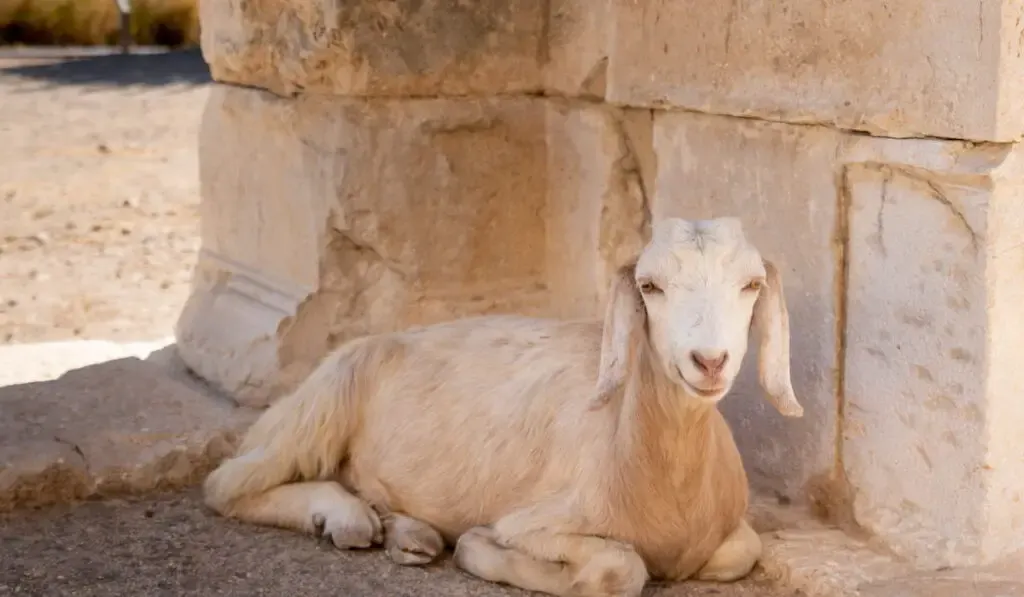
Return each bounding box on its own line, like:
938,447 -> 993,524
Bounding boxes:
743,279 -> 764,293
638,280 -> 661,294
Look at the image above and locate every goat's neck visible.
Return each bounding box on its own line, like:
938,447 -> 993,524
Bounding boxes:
613,345 -> 719,484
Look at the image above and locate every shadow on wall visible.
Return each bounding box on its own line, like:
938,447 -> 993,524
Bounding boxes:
0,47 -> 210,87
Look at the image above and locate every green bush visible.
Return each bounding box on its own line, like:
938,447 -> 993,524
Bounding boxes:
0,0 -> 199,47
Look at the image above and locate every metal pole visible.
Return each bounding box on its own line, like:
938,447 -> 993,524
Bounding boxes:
114,0 -> 132,54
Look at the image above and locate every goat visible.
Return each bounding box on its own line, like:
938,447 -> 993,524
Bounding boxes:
202,217 -> 804,597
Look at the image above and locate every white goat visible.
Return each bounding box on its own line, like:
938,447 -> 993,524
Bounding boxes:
203,217 -> 804,597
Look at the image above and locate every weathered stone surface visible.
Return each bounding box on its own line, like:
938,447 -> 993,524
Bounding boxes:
843,142 -> 1024,568
177,85 -> 549,408
200,0 -> 614,100
760,517 -> 1024,597
0,357 -> 251,512
543,102 -> 649,318
606,0 -> 1024,142
544,0 -> 610,99
760,526 -> 912,597
650,112 -> 843,505
199,0 -> 546,97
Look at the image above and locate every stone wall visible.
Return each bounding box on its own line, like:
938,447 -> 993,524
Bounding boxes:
179,0 -> 1024,571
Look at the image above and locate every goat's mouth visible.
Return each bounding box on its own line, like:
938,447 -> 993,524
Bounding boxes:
680,377 -> 727,401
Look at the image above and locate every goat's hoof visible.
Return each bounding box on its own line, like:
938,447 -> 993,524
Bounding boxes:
311,504 -> 383,549
568,544 -> 648,597
387,539 -> 441,566
384,514 -> 444,566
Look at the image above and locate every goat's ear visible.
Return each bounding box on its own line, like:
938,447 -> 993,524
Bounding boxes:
752,259 -> 803,417
593,262 -> 646,409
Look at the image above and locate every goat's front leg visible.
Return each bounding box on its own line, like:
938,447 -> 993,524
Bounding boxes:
223,481 -> 384,550
454,526 -> 647,597
454,526 -> 575,595
692,519 -> 762,582
455,501 -> 648,597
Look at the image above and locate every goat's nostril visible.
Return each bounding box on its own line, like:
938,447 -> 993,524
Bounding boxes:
691,350 -> 729,376
690,352 -> 706,373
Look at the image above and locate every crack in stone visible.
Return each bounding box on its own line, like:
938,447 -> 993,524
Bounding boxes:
847,161 -> 982,254
811,164 -> 860,533
331,226 -> 411,280
723,0 -> 738,56
880,164 -> 980,253
923,179 -> 980,253
875,167 -> 890,257
577,57 -> 608,100
213,80 -> 1022,144
610,109 -> 654,240
53,435 -> 89,473
537,0 -> 552,65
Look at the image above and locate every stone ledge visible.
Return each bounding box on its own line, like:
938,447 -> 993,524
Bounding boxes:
0,356 -> 256,512
751,496 -> 1024,597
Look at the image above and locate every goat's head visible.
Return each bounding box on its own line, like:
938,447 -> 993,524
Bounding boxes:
595,217 -> 803,417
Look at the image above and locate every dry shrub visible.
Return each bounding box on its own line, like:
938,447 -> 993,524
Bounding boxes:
0,0 -> 199,47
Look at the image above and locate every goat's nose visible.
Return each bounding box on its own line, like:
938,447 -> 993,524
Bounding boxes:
691,350 -> 729,376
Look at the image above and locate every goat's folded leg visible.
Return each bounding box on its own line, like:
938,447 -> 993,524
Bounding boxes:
224,481 -> 383,550
454,526 -> 575,595
692,519 -> 762,582
455,526 -> 648,597
380,512 -> 444,566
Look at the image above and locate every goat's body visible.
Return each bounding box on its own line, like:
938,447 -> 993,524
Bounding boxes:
206,314 -> 750,581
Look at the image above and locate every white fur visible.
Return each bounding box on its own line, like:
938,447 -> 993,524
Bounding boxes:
203,217 -> 803,597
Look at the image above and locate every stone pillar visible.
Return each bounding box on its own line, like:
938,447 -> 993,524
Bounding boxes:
182,0 -> 1024,569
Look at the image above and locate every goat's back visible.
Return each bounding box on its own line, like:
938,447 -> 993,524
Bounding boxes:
340,315 -> 611,540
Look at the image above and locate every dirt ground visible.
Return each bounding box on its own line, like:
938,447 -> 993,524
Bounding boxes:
0,49 -> 210,344
0,490 -> 802,597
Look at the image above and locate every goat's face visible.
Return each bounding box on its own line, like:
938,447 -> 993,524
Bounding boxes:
636,218 -> 762,403
595,217 -> 804,417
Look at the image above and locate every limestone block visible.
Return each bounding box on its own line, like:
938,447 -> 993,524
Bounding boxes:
199,0 -> 546,97
543,102 -> 649,318
176,85 -> 549,408
544,0 -> 610,99
607,0 -> 1024,142
650,112 -> 843,504
843,142 -> 1024,568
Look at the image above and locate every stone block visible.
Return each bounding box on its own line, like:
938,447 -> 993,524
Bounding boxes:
543,102 -> 649,318
199,0 -> 546,97
0,357 -> 250,511
843,142 -> 1024,568
606,0 -> 1024,142
544,0 -> 610,99
650,111 -> 843,504
176,85 -> 550,408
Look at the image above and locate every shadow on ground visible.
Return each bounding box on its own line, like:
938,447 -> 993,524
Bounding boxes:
0,47 -> 210,86
0,491 -> 797,597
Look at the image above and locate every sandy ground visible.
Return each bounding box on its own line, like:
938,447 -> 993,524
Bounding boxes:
0,49 -> 209,345
0,490 -> 802,597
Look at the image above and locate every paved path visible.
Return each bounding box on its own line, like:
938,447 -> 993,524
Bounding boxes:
0,491 -> 799,597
